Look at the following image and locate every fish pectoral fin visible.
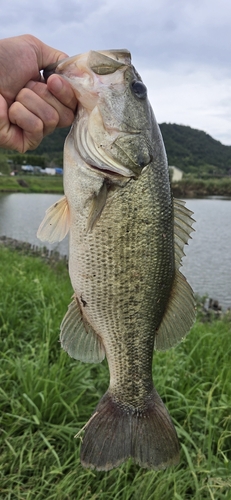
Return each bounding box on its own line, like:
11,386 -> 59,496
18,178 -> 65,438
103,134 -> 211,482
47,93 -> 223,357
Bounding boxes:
87,181 -> 108,232
60,296 -> 105,363
154,269 -> 196,350
37,196 -> 70,243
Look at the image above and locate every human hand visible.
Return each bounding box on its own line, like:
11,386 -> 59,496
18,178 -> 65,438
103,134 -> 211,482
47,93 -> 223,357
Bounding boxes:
0,34 -> 77,152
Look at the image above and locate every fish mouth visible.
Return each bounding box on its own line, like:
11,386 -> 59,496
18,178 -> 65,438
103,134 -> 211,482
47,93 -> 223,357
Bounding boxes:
43,50 -> 131,82
44,50 -> 148,179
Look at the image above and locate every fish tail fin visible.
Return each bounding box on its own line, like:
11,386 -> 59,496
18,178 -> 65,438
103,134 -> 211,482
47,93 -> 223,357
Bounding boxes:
80,389 -> 180,471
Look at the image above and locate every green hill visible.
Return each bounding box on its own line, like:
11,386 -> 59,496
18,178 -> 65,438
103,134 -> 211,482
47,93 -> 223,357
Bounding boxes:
1,123 -> 231,179
159,123 -> 231,177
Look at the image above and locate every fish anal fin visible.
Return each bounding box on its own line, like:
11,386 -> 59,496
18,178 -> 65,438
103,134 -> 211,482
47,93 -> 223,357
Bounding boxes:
60,296 -> 105,363
80,389 -> 180,471
155,269 -> 196,350
37,196 -> 70,243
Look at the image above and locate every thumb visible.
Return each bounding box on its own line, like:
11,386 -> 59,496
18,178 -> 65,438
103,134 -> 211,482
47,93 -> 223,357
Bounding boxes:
29,35 -> 69,70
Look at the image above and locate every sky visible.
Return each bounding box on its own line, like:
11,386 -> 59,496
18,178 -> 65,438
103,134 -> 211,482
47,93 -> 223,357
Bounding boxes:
1,0 -> 231,145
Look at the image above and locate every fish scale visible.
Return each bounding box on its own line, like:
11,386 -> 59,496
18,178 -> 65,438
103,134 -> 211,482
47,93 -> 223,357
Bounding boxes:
74,173 -> 173,366
38,48 -> 195,471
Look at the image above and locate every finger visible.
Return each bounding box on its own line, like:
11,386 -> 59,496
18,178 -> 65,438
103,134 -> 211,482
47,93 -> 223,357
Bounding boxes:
15,87 -> 60,135
46,74 -> 77,114
9,101 -> 44,152
25,81 -> 75,128
0,94 -> 42,153
0,94 -> 12,148
0,94 -> 23,151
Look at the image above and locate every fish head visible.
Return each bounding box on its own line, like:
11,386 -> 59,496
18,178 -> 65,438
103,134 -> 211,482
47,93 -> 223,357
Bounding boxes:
44,50 -> 155,179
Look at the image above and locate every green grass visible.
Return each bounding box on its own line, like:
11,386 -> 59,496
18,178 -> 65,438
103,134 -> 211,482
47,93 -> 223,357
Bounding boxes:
0,175 -> 63,193
0,246 -> 230,499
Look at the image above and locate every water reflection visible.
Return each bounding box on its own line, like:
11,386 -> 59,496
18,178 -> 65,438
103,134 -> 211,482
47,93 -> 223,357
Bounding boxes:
0,193 -> 231,309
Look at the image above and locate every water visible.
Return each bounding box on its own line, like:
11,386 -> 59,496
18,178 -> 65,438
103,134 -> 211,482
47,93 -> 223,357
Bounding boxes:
0,193 -> 231,310
0,193 -> 68,256
181,197 -> 231,310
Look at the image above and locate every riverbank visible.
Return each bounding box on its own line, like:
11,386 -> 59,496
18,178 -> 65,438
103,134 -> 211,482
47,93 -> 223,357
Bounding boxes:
172,177 -> 231,198
0,175 -> 64,193
1,175 -> 231,197
0,244 -> 230,499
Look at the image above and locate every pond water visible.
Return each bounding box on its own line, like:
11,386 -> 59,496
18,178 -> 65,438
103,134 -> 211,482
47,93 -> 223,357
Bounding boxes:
0,193 -> 231,310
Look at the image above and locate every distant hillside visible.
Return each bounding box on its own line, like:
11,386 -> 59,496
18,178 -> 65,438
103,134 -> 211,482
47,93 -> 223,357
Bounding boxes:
2,123 -> 231,178
32,127 -> 69,157
159,123 -> 231,177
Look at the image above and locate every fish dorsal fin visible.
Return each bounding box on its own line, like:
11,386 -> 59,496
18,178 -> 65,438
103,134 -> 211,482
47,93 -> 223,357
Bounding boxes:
60,296 -> 105,363
173,198 -> 195,268
154,199 -> 195,350
37,196 -> 70,243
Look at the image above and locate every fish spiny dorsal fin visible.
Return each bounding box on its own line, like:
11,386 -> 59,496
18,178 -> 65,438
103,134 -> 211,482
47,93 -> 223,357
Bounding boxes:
154,199 -> 196,351
173,198 -> 195,269
37,196 -> 70,243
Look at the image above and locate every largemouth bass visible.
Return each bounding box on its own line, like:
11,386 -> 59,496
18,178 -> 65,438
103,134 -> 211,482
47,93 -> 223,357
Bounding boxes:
37,49 -> 195,471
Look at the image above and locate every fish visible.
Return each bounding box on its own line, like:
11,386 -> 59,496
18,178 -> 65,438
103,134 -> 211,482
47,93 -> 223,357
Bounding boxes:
37,49 -> 195,471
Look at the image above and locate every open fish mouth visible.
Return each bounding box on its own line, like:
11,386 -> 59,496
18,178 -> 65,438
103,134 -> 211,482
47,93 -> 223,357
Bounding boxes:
43,49 -> 131,82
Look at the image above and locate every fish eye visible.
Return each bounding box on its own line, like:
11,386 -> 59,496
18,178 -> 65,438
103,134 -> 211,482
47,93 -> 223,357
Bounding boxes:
131,80 -> 147,99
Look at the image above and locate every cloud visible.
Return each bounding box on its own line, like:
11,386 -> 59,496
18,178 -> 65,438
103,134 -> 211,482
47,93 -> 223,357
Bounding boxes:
1,0 -> 231,144
143,66 -> 231,145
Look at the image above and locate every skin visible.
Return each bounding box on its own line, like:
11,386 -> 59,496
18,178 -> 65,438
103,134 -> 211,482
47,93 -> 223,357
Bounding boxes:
0,34 -> 78,152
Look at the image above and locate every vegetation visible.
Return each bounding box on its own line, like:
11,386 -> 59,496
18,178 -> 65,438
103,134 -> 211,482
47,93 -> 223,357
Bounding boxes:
0,245 -> 230,499
0,175 -> 63,193
171,177 -> 231,198
159,123 -> 231,177
0,128 -> 68,171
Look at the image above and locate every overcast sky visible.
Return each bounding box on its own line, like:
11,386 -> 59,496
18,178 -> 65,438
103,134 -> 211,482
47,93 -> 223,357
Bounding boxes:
1,0 -> 231,145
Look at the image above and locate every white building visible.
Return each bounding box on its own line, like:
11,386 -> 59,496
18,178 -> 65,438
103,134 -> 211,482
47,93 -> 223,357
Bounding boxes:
169,166 -> 183,182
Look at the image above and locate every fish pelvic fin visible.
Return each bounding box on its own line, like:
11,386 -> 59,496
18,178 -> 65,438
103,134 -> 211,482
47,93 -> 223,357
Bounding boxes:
37,196 -> 70,243
60,296 -> 105,363
80,389 -> 180,471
